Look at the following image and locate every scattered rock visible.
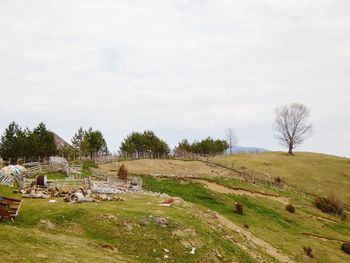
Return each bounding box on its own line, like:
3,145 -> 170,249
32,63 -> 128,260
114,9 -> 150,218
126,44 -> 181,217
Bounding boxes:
155,217 -> 169,227
160,193 -> 170,198
190,247 -> 196,255
37,219 -> 56,230
215,250 -> 223,259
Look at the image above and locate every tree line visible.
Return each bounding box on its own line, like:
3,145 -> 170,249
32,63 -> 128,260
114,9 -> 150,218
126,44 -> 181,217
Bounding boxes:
0,123 -> 108,162
0,103 -> 313,161
0,122 -> 56,161
174,138 -> 229,156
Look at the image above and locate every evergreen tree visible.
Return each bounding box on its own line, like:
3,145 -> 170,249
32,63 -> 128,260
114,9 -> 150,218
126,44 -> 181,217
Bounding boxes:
0,121 -> 21,160
82,128 -> 108,160
31,122 -> 57,160
176,137 -> 228,155
120,131 -> 169,156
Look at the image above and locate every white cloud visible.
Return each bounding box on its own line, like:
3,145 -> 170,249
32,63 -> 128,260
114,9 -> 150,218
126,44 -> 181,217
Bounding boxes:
0,0 -> 349,156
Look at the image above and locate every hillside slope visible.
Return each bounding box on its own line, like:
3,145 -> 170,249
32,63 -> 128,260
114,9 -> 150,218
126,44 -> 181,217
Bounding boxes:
212,152 -> 350,202
0,185 -> 273,263
100,159 -> 239,179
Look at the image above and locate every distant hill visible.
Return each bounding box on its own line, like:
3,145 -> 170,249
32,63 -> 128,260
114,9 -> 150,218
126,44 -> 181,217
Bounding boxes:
227,146 -> 269,154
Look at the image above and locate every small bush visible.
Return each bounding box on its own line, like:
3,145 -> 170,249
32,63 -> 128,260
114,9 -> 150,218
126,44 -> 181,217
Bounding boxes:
315,196 -> 344,215
235,202 -> 243,215
303,246 -> 314,258
117,164 -> 128,180
286,204 -> 295,213
244,223 -> 249,229
273,177 -> 283,187
341,242 -> 350,255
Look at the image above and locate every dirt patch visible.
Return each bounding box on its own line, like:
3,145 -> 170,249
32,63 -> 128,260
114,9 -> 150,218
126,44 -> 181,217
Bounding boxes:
100,159 -> 241,179
215,212 -> 294,263
194,179 -> 290,205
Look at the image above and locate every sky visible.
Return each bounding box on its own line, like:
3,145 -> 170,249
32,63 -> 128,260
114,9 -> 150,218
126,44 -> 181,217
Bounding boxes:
0,0 -> 349,157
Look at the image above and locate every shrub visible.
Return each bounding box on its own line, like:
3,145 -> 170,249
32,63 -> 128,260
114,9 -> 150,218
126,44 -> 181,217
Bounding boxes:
235,202 -> 243,215
273,177 -> 283,187
286,204 -> 295,213
303,246 -> 313,258
117,164 -> 128,180
315,196 -> 344,215
341,242 -> 350,255
244,223 -> 249,229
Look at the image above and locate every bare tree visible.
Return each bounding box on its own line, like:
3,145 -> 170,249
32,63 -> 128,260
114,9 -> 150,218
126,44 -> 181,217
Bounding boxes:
226,128 -> 238,155
274,103 -> 312,155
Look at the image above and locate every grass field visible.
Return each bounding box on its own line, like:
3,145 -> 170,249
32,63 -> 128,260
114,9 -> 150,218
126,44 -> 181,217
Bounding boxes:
1,152 -> 350,262
211,152 -> 350,202
143,176 -> 350,263
0,184 -> 274,263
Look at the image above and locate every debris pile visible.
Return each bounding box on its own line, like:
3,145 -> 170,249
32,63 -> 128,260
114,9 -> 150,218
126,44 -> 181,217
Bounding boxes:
90,175 -> 143,194
0,165 -> 27,186
18,186 -> 125,203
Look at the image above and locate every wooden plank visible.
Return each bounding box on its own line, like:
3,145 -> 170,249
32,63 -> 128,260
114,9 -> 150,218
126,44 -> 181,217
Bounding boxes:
0,195 -> 21,202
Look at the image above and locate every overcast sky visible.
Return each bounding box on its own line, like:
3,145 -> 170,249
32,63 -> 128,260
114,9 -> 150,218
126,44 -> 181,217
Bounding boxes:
0,0 -> 349,157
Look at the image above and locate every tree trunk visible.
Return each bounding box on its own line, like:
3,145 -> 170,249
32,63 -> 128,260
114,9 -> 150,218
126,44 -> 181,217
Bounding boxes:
288,145 -> 294,156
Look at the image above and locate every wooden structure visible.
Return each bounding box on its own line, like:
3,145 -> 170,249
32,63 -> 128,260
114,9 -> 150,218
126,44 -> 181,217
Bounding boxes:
0,196 -> 22,221
49,156 -> 68,172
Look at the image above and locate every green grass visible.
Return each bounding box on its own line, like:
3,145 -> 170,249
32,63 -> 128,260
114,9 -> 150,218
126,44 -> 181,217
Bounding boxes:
143,176 -> 350,263
45,172 -> 67,180
2,152 -> 350,262
0,184 -> 263,263
212,152 -> 350,202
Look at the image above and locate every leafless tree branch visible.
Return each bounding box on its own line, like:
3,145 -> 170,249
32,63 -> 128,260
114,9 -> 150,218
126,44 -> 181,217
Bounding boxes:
226,128 -> 238,155
274,103 -> 312,155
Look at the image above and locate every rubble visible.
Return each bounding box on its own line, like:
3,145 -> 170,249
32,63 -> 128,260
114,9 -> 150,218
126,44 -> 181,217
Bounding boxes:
155,217 -> 169,226
19,185 -> 125,203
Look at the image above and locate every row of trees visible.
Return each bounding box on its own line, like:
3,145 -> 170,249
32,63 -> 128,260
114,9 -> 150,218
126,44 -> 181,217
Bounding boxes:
119,131 -> 169,157
175,137 -> 229,156
0,123 -> 108,162
117,103 -> 313,157
71,127 -> 108,159
0,122 -> 57,160
0,103 -> 313,160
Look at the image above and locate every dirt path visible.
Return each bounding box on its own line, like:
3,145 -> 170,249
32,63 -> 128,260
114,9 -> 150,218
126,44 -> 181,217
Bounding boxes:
215,212 -> 294,263
302,232 -> 347,243
309,215 -> 338,224
194,179 -> 290,205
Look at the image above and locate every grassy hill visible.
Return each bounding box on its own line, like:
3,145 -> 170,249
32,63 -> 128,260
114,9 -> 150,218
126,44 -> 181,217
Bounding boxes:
0,185 -> 273,263
211,152 -> 350,203
1,152 -> 350,262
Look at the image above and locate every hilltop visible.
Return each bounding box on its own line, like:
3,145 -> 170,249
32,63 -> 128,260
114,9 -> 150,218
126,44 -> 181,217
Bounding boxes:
211,152 -> 350,203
